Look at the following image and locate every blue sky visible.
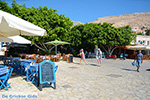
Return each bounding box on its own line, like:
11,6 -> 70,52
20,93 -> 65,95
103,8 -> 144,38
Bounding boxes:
4,0 -> 150,23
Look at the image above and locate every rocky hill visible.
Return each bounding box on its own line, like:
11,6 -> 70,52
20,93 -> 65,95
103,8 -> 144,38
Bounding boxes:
91,12 -> 150,28
72,21 -> 84,26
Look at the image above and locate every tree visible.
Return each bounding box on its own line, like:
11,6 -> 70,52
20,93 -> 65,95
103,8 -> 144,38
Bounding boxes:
100,24 -> 134,54
137,32 -> 143,35
0,0 -> 11,12
145,29 -> 150,35
68,22 -> 134,55
9,0 -> 73,53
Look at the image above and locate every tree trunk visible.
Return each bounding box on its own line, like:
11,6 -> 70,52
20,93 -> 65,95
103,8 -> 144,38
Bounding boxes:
110,46 -> 118,54
34,43 -> 46,51
102,45 -> 118,56
101,45 -> 108,54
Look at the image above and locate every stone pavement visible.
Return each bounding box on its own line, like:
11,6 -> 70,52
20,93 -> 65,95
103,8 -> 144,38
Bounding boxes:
0,58 -> 150,100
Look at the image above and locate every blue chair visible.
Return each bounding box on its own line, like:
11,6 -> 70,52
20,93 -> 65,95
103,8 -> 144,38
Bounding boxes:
13,60 -> 21,75
29,66 -> 38,84
55,65 -> 58,72
7,57 -> 13,67
2,57 -> 7,65
32,60 -> 36,63
0,68 -> 13,90
28,59 -> 32,61
120,53 -> 126,60
24,62 -> 31,82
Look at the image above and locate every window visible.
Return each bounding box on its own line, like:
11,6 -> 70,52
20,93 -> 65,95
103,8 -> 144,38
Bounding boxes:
143,40 -> 145,43
147,41 -> 150,45
143,40 -> 145,45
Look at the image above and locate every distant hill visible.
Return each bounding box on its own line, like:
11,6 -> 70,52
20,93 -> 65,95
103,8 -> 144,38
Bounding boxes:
91,12 -> 150,28
72,21 -> 84,26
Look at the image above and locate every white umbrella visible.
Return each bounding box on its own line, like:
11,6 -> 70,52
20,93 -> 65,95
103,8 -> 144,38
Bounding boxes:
8,35 -> 31,44
0,10 -> 47,37
127,45 -> 150,50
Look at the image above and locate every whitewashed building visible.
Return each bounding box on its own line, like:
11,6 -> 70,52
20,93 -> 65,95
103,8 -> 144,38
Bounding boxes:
136,35 -> 150,45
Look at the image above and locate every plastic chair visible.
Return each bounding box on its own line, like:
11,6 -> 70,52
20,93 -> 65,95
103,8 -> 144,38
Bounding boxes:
7,57 -> 13,67
24,62 -> 31,82
120,53 -> 123,58
0,68 -> 13,90
13,60 -> 21,75
55,65 -> 58,72
120,53 -> 126,60
29,66 -> 38,84
32,60 -> 36,63
2,57 -> 7,65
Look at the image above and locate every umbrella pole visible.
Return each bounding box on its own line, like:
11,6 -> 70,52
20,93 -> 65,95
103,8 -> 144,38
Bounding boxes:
55,45 -> 57,54
5,43 -> 8,65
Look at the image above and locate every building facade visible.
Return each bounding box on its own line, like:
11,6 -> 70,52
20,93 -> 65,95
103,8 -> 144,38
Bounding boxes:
136,35 -> 150,46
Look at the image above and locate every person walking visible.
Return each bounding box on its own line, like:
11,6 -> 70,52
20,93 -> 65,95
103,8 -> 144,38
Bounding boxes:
134,50 -> 143,72
79,49 -> 88,65
96,48 -> 102,65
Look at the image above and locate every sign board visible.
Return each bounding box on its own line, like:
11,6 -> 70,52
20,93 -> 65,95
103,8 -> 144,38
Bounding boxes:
39,60 -> 56,90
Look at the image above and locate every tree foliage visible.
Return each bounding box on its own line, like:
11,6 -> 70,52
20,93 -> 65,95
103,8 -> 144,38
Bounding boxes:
0,0 -> 73,52
145,29 -> 150,35
68,23 -> 134,54
0,0 -> 11,12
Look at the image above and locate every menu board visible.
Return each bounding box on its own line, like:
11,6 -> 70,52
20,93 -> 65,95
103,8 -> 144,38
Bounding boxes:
39,60 -> 56,91
41,62 -> 54,82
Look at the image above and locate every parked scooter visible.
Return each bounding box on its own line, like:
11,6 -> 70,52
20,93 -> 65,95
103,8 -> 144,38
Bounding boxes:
106,53 -> 117,59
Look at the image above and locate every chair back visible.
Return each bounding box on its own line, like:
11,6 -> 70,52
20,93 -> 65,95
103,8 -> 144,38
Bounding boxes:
13,60 -> 20,68
30,66 -> 37,74
7,57 -> 13,66
1,57 -> 6,65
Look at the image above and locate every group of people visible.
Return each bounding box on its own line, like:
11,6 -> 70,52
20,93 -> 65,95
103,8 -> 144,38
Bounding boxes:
78,48 -> 102,65
78,48 -> 144,72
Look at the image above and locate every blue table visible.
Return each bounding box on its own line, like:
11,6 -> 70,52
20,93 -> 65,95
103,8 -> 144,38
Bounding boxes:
0,67 -> 8,76
12,57 -> 21,61
19,59 -> 33,76
0,65 -> 7,67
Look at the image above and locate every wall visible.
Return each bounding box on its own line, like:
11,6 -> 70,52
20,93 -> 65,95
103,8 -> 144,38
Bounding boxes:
136,35 -> 150,45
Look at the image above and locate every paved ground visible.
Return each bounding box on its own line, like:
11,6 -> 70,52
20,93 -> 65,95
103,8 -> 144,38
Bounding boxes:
0,58 -> 150,100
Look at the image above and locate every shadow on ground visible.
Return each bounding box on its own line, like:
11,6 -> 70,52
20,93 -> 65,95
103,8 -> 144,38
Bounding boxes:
90,64 -> 98,66
121,68 -> 137,72
146,69 -> 150,71
73,62 -> 79,64
10,72 -> 23,79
